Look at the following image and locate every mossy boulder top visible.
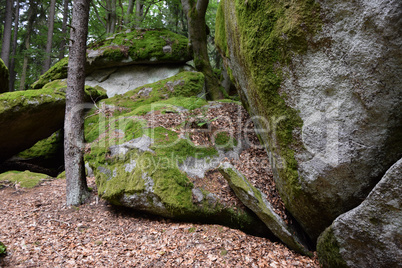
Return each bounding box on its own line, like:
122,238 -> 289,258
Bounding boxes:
32,29 -> 192,90
0,58 -> 9,93
0,81 -> 107,163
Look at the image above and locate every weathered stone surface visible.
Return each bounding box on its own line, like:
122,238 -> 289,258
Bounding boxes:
219,162 -> 311,255
0,58 -> 9,93
216,0 -> 402,240
32,29 -> 192,90
0,82 -> 107,163
84,73 -> 272,236
85,64 -> 193,97
317,158 -> 402,268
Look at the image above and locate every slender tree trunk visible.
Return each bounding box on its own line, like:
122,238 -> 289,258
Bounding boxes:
43,0 -> 57,73
135,0 -> 143,27
110,0 -> 117,33
65,0 -> 91,206
9,0 -> 19,91
181,0 -> 223,100
125,0 -> 135,25
59,0 -> 70,60
19,0 -> 36,91
1,0 -> 13,68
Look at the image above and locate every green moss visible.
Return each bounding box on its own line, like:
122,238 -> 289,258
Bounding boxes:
216,0 -> 322,206
215,3 -> 229,57
0,170 -> 48,188
317,227 -> 348,268
17,130 -> 63,160
214,131 -> 238,151
57,171 -> 66,179
31,57 -> 69,89
87,29 -> 192,63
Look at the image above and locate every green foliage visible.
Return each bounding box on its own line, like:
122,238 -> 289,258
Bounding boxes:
0,241 -> 6,256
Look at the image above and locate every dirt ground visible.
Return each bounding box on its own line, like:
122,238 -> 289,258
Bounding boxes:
0,177 -> 320,267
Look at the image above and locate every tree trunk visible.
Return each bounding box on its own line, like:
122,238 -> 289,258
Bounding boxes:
1,0 -> 13,68
43,0 -> 57,73
65,0 -> 91,206
110,0 -> 117,33
135,0 -> 143,28
59,0 -> 70,60
19,0 -> 36,91
181,0 -> 223,100
9,0 -> 19,91
125,0 -> 135,25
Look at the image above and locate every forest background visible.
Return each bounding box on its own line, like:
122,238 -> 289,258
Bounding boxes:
0,0 -> 221,92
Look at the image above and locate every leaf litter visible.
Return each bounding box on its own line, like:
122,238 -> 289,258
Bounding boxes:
0,102 -> 320,267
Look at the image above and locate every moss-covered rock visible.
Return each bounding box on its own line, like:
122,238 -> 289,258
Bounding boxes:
216,0 -> 402,242
31,29 -> 192,90
83,71 -> 272,236
0,82 -> 107,163
0,58 -> 9,93
0,170 -> 49,188
219,163 -> 311,255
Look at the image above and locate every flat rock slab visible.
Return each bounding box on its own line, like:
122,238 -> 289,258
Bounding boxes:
219,162 -> 311,256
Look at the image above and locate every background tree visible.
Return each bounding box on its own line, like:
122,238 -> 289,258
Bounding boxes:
42,0 -> 56,73
64,0 -> 91,206
181,0 -> 223,100
58,0 -> 70,60
1,0 -> 13,68
9,0 -> 19,91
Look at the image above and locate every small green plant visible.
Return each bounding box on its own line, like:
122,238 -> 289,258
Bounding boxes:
0,241 -> 6,256
213,131 -> 238,151
188,227 -> 196,233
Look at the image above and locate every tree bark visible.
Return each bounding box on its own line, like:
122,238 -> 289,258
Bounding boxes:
9,0 -> 19,91
59,0 -> 70,60
125,0 -> 135,25
181,0 -> 223,100
43,0 -> 57,73
1,0 -> 13,68
19,0 -> 36,91
135,0 -> 143,27
65,0 -> 91,206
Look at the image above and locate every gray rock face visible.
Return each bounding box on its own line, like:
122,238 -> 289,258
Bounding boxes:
85,64 -> 192,97
317,158 -> 402,268
217,0 -> 402,240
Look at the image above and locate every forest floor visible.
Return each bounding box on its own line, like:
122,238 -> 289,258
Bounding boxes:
0,176 -> 320,267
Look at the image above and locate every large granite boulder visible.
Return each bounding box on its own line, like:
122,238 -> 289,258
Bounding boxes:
0,81 -> 107,163
0,58 -> 9,93
317,158 -> 402,268
216,0 -> 402,240
31,29 -> 193,92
